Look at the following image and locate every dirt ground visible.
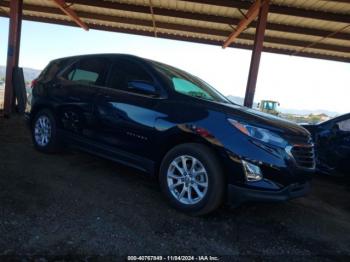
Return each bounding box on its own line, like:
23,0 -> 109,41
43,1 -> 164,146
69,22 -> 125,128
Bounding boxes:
0,116 -> 349,260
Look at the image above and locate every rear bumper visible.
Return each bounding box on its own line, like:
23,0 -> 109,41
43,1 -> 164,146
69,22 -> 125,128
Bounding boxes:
228,181 -> 311,205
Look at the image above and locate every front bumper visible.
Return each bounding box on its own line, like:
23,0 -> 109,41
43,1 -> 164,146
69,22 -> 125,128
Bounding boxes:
228,181 -> 311,205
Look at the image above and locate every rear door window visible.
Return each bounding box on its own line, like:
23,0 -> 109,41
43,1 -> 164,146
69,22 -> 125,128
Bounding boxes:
65,57 -> 110,86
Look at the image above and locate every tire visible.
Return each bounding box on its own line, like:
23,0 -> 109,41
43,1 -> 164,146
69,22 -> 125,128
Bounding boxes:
31,109 -> 61,153
159,143 -> 225,216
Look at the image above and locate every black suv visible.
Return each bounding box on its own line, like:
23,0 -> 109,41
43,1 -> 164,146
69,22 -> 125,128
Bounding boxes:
26,54 -> 314,215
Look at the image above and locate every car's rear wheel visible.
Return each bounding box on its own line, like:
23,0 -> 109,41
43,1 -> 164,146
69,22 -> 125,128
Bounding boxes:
159,143 -> 225,216
32,109 -> 61,153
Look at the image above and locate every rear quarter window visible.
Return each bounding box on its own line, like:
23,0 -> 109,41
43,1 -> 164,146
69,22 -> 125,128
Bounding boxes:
38,59 -> 71,83
68,69 -> 98,84
64,57 -> 109,86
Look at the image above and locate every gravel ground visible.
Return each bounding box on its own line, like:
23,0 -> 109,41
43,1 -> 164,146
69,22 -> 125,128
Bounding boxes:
0,116 -> 349,261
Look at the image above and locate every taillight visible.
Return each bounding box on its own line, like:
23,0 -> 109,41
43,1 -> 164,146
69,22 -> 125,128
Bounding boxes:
31,79 -> 38,88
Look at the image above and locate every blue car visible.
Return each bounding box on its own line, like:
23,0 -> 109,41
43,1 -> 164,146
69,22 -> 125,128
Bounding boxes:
302,113 -> 350,177
26,54 -> 314,215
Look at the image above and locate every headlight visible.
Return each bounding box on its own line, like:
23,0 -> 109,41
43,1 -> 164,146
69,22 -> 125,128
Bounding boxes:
228,119 -> 287,147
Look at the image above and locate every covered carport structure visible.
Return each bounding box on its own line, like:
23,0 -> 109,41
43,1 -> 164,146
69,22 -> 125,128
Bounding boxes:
1,0 -> 350,116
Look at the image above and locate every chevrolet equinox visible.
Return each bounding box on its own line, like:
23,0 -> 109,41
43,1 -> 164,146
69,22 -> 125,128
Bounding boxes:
26,54 -> 314,215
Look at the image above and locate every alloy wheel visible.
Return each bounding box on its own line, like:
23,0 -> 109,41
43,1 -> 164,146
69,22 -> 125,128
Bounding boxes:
167,155 -> 209,205
34,115 -> 52,147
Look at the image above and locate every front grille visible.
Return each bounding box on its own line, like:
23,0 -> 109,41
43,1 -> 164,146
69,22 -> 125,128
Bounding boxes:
284,134 -> 312,145
290,145 -> 315,169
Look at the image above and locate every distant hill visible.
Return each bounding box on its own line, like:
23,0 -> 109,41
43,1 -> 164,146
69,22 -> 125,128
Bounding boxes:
227,95 -> 340,117
0,66 -> 41,83
278,108 -> 339,117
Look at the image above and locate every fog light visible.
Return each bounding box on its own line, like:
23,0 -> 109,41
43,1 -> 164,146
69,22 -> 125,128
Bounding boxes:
242,160 -> 263,182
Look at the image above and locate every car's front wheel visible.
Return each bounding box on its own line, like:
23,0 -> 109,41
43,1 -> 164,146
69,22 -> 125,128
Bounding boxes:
159,143 -> 225,216
31,109 -> 61,153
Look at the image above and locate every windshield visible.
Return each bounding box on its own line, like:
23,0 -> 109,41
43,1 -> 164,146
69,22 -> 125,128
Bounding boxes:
151,61 -> 231,104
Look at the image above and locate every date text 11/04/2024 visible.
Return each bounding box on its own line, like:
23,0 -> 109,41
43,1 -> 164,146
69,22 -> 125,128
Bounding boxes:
127,256 -> 220,261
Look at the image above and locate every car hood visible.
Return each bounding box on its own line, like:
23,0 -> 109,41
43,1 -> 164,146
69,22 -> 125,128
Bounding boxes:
215,102 -> 310,137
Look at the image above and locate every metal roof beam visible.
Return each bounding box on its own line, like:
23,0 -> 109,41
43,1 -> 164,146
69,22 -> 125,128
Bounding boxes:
69,0 -> 234,24
183,0 -> 350,24
1,2 -> 348,54
2,1 -> 350,41
69,0 -> 350,40
1,13 -> 349,63
223,0 -> 262,48
292,24 -> 350,56
149,0 -> 157,37
52,0 -> 88,31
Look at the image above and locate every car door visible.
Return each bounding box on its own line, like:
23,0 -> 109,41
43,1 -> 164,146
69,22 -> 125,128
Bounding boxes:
317,117 -> 350,173
52,56 -> 110,140
331,118 -> 350,173
94,58 -> 164,161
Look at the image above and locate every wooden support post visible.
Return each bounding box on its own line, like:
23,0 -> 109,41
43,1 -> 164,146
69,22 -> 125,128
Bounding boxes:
244,0 -> 269,108
4,0 -> 23,116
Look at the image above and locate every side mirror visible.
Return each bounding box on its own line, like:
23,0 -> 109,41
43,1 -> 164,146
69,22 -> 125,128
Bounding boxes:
127,80 -> 158,96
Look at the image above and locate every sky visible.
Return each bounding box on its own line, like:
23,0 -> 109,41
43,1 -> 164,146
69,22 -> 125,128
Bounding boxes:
0,17 -> 349,114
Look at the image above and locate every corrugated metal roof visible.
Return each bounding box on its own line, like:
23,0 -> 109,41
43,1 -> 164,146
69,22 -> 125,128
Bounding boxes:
0,0 -> 349,62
